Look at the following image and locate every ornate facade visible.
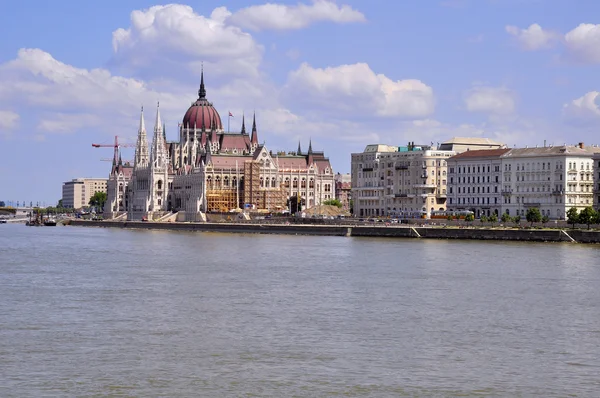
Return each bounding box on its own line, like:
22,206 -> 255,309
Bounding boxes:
104,72 -> 335,221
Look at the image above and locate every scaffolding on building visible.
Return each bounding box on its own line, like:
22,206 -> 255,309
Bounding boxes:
243,161 -> 287,212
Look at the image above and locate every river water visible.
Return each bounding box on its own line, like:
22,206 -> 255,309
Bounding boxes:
1,224 -> 599,397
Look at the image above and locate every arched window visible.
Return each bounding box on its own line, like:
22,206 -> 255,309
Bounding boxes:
293,178 -> 298,188
309,178 -> 314,188
207,176 -> 212,189
224,176 -> 229,187
215,176 -> 221,188
260,177 -> 264,188
157,180 -> 163,190
284,178 -> 290,188
271,177 -> 276,188
301,178 -> 306,188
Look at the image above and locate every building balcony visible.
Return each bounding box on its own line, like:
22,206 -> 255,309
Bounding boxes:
501,189 -> 513,195
552,189 -> 564,195
567,168 -> 577,174
395,193 -> 414,198
523,202 -> 541,207
362,167 -> 373,172
395,165 -> 409,170
436,192 -> 447,198
414,184 -> 436,189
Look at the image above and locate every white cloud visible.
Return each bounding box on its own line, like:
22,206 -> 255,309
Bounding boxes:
464,86 -> 515,115
563,91 -> 600,121
111,4 -> 263,78
227,0 -> 366,31
283,62 -> 435,118
564,23 -> 600,64
0,48 -> 187,140
505,23 -> 560,50
0,110 -> 19,130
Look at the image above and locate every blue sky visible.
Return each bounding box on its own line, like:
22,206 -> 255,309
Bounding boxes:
1,0 -> 600,205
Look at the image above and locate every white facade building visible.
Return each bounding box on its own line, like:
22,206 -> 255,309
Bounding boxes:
595,153 -> 600,210
500,145 -> 597,220
447,148 -> 510,218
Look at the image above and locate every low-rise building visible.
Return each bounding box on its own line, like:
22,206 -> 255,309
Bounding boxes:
62,178 -> 108,209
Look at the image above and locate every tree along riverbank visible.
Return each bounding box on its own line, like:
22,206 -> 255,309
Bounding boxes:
69,220 -> 600,244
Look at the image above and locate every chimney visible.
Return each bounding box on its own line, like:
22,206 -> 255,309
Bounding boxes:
579,142 -> 584,149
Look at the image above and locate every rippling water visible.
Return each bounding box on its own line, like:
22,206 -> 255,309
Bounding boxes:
1,223 -> 600,396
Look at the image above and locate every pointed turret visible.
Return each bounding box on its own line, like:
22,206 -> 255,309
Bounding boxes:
308,138 -> 313,154
297,141 -> 302,155
241,114 -> 246,135
134,106 -> 149,168
163,123 -> 166,141
250,112 -> 258,145
151,102 -> 168,165
198,65 -> 206,99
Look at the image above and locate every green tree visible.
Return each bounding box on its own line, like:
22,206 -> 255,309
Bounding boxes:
501,212 -> 511,223
0,200 -> 5,207
592,210 -> 600,226
465,213 -> 474,223
513,215 -> 521,226
566,207 -> 579,228
578,206 -> 596,230
57,199 -> 63,208
541,215 -> 550,225
526,207 -> 542,226
480,215 -> 488,224
323,199 -> 343,208
88,192 -> 107,210
489,213 -> 498,226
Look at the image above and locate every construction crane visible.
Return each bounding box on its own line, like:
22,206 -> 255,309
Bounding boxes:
92,135 -> 135,164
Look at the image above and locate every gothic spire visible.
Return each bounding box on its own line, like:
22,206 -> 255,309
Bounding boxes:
297,141 -> 302,155
241,113 -> 246,134
134,106 -> 149,168
151,101 -> 167,164
198,64 -> 206,99
250,112 -> 258,145
308,138 -> 313,154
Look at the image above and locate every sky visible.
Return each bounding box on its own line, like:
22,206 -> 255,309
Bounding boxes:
1,0 -> 600,205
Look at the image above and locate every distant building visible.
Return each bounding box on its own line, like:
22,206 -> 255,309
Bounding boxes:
500,144 -> 598,220
103,71 -> 335,221
334,172 -> 352,211
62,178 -> 108,209
446,142 -> 600,219
447,148 -> 511,218
351,139 -> 504,218
438,137 -> 505,152
595,153 -> 600,210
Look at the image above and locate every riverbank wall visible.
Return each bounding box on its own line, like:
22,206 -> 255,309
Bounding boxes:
69,220 -> 600,243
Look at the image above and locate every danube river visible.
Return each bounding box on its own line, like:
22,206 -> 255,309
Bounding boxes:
1,224 -> 600,397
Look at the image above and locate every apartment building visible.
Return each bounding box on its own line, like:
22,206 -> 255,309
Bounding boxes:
351,144 -> 396,217
447,148 -> 510,218
595,153 -> 600,210
62,178 -> 108,209
334,172 -> 352,212
501,145 -> 597,220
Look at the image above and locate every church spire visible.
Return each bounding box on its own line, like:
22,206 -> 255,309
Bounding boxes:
134,106 -> 149,168
198,64 -> 206,99
250,112 -> 258,145
297,141 -> 302,155
308,138 -> 313,154
241,113 -> 246,134
151,101 -> 167,164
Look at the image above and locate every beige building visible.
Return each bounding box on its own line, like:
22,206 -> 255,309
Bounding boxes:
352,143 -> 455,218
351,138 -> 505,218
62,178 -> 108,209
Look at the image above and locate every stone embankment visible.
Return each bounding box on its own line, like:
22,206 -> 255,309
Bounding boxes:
69,220 -> 600,243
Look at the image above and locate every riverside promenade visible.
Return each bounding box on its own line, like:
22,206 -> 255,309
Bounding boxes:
70,220 -> 600,244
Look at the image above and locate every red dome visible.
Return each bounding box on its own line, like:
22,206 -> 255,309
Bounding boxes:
182,99 -> 223,130
182,71 -> 223,130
